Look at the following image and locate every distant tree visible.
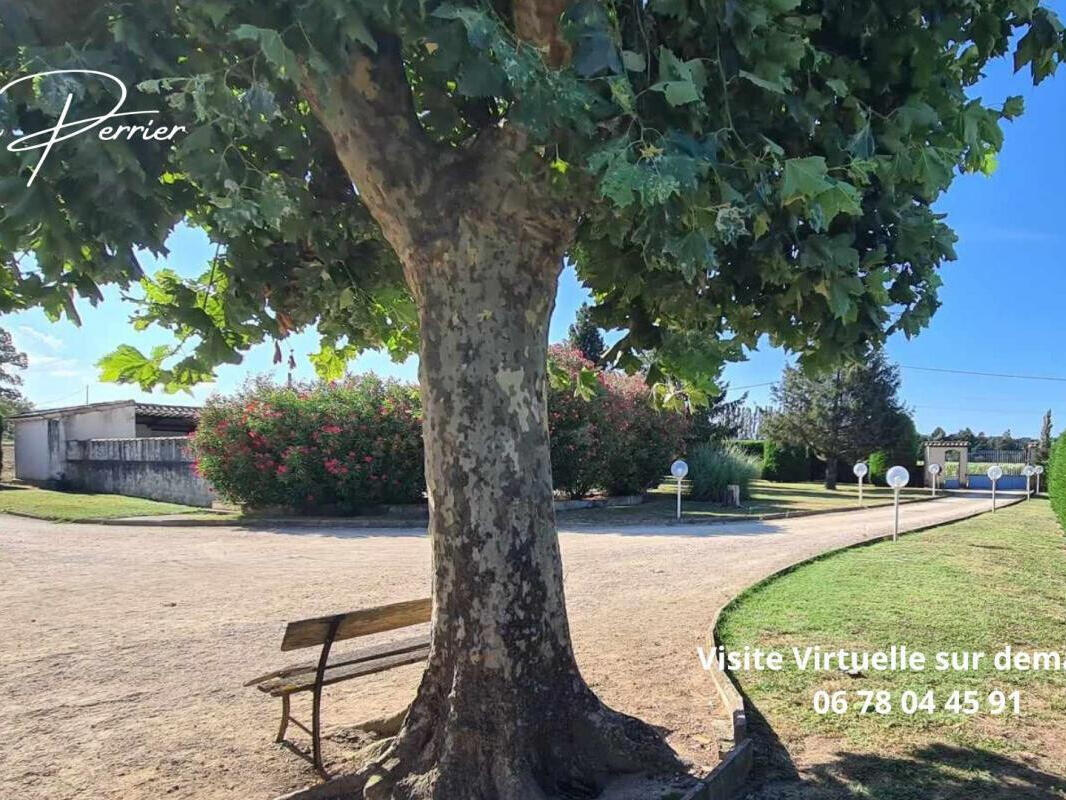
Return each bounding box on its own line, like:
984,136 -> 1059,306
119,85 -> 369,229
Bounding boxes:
949,427 -> 977,444
0,328 -> 28,468
929,426 -> 947,441
1039,410 -> 1054,462
566,304 -> 605,365
763,352 -> 907,489
684,389 -> 746,446
0,328 -> 27,402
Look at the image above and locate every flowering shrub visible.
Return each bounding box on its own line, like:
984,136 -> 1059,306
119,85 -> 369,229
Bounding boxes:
548,346 -> 688,497
194,357 -> 690,511
548,347 -> 608,498
598,370 -> 689,495
192,375 -> 424,511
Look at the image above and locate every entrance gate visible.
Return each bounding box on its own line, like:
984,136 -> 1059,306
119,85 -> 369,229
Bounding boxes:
923,441 -> 1037,491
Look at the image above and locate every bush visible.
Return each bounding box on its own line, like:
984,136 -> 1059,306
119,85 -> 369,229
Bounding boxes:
731,439 -> 766,459
762,440 -> 809,481
867,450 -> 888,485
598,370 -> 688,495
192,375 -> 425,511
548,348 -> 608,499
688,444 -> 761,502
195,352 -> 693,511
1049,433 -> 1066,531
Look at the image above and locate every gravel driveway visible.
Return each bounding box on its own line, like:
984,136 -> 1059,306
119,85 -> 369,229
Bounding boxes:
0,495 -> 1002,800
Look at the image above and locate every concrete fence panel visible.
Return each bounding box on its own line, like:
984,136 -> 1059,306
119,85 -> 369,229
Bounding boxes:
65,437 -> 214,508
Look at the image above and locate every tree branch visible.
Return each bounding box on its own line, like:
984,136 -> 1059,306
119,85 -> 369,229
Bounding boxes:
512,0 -> 572,68
298,36 -> 447,264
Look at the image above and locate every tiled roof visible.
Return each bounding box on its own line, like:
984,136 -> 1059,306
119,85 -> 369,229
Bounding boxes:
11,400 -> 200,420
134,403 -> 201,418
922,440 -> 971,447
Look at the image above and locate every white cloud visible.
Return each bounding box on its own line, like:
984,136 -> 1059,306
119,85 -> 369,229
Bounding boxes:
16,325 -> 63,351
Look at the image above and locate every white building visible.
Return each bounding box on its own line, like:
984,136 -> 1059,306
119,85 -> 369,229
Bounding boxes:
12,400 -> 199,483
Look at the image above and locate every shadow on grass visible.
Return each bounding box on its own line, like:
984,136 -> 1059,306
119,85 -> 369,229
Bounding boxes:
741,700 -> 1066,800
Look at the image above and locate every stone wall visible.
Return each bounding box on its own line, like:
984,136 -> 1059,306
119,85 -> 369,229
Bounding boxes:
65,437 -> 214,508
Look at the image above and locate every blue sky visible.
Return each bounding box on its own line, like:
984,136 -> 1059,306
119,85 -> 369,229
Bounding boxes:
8,39 -> 1065,438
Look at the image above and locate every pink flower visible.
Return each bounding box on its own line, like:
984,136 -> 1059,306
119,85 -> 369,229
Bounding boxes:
277,465 -> 289,476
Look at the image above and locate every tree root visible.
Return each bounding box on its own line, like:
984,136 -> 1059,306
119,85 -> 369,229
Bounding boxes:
335,695 -> 686,800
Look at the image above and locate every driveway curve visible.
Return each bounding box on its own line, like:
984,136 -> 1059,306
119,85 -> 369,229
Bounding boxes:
0,495 -> 1004,800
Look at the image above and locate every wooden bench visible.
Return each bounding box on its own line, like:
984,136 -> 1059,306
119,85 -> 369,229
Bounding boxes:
245,597 -> 431,772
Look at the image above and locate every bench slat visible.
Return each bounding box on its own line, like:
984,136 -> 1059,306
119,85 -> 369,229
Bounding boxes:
281,597 -> 432,651
244,633 -> 431,687
259,644 -> 430,696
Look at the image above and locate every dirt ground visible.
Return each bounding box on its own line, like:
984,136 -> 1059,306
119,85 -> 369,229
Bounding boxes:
0,497 -> 1001,800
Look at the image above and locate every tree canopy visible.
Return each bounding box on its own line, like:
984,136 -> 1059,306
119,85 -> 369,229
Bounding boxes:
1,1 -> 1061,394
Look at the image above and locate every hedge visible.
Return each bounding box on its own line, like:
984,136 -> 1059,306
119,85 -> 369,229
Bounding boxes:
193,349 -> 690,510
1050,433 -> 1066,532
762,440 -> 810,481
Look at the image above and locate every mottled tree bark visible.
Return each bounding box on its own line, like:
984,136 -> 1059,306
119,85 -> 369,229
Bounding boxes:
351,208 -> 678,800
300,22 -> 680,799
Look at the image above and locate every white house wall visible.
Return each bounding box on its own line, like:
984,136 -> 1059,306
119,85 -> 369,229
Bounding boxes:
13,418 -> 52,481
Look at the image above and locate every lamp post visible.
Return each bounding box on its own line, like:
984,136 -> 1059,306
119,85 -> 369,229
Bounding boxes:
671,459 -> 688,521
987,465 -> 1003,512
853,461 -> 868,507
886,466 -> 910,542
1035,464 -> 1044,496
927,462 -> 941,497
1023,464 -> 1036,500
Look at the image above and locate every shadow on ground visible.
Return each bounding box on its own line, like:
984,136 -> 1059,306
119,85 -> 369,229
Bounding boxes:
740,701 -> 1066,800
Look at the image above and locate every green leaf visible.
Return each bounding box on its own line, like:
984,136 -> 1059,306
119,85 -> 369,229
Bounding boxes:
651,80 -> 702,106
575,367 -> 599,400
600,159 -> 643,207
621,50 -> 647,72
825,78 -> 848,97
813,180 -> 862,223
232,25 -> 299,78
739,70 -> 785,94
1002,95 -> 1025,119
781,157 -> 830,206
342,11 -> 378,52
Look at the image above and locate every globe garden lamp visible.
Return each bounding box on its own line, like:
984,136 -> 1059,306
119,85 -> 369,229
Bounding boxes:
987,465 -> 1004,512
1035,464 -> 1044,495
886,466 -> 910,542
853,461 -> 868,507
1023,464 -> 1037,500
670,459 -> 688,521
927,462 -> 942,497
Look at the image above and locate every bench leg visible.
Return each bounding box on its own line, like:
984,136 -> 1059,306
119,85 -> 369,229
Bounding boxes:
311,616 -> 341,775
311,683 -> 324,772
276,695 -> 290,744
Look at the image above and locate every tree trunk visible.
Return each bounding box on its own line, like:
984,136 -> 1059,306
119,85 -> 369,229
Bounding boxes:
824,456 -> 838,490
354,218 -> 679,799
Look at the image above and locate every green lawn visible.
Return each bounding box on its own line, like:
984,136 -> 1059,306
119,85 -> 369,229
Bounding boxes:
0,485 -> 203,521
555,479 -> 932,525
718,500 -> 1066,799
